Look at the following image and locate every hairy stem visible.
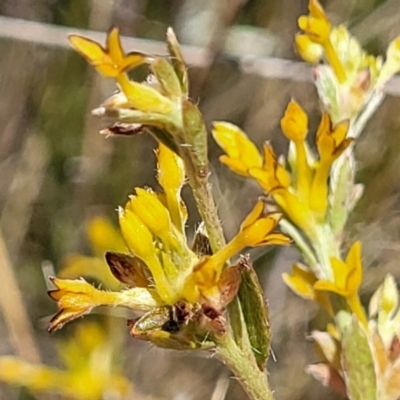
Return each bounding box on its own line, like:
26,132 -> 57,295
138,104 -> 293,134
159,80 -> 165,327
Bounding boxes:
216,333 -> 275,400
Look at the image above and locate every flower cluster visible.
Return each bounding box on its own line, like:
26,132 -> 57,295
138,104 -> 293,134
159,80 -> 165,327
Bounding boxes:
296,0 -> 400,124
48,142 -> 290,349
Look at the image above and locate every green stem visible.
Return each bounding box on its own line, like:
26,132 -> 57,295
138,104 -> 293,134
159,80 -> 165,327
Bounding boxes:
216,333 -> 275,400
179,148 -> 226,254
177,102 -> 274,400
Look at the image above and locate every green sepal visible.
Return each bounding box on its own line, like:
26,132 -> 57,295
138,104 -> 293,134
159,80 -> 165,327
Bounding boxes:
166,28 -> 189,96
181,100 -> 208,173
151,57 -> 182,98
336,311 -> 377,400
237,261 -> 271,371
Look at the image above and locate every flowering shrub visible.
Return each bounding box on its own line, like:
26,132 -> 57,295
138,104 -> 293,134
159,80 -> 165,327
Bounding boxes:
2,1 -> 400,399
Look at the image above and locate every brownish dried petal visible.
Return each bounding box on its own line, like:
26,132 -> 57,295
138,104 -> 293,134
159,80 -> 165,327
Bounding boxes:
105,252 -> 149,287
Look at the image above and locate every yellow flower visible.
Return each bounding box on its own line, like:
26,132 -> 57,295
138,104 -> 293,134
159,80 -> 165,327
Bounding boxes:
280,100 -> 313,199
212,122 -> 262,176
118,205 -> 177,303
297,0 -> 330,45
298,0 -> 346,83
69,28 -> 174,114
314,241 -> 367,325
117,74 -> 175,114
157,143 -> 186,233
190,200 -> 291,297
249,142 -> 291,193
309,113 -> 352,218
69,27 -> 149,78
48,277 -> 161,333
316,114 -> 351,163
280,99 -> 308,142
283,263 -> 333,315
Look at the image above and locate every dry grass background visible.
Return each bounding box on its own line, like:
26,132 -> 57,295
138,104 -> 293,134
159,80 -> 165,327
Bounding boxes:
0,0 -> 400,399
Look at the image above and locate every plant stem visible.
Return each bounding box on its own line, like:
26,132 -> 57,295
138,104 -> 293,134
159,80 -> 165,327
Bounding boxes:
178,144 -> 226,254
216,333 -> 275,400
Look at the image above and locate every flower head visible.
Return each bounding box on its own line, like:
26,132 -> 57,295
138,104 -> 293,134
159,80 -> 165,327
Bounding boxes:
69,27 -> 150,78
212,122 -> 262,176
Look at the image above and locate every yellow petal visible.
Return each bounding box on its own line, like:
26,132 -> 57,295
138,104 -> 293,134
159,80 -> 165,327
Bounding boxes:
344,241 -> 363,294
295,34 -> 323,63
107,27 -> 124,66
120,78 -> 174,114
128,188 -> 173,241
240,200 -> 265,230
213,122 -> 262,176
157,143 -> 185,193
282,263 -> 316,299
118,206 -> 155,261
280,100 -> 308,141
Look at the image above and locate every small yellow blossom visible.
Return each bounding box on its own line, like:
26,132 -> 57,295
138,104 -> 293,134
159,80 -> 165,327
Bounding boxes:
212,122 -> 262,176
128,188 -> 177,247
283,263 -> 333,315
295,34 -> 323,63
70,28 -> 174,115
157,143 -> 186,232
309,114 -> 352,218
69,27 -> 149,78
297,0 -> 330,45
48,277 -> 161,332
190,200 -> 291,300
280,99 -> 308,142
117,74 -> 175,114
118,206 -> 177,303
298,0 -> 346,83
314,241 -> 367,325
280,100 -> 313,199
249,142 -> 291,192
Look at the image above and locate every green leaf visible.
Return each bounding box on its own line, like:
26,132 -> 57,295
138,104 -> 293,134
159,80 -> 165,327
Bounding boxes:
336,311 -> 376,400
151,58 -> 182,98
166,28 -> 189,96
181,100 -> 208,172
237,259 -> 271,370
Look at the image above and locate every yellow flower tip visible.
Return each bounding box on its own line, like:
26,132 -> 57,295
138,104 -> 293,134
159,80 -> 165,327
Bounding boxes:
316,114 -> 352,162
298,0 -> 331,45
47,277 -> 98,333
212,122 -> 262,176
238,204 -> 291,248
118,205 -> 155,262
240,199 -> 266,230
119,78 -> 175,114
128,188 -> 172,239
280,99 -> 308,142
249,142 -> 291,193
68,28 -> 150,78
157,143 -> 185,192
295,34 -> 323,63
282,263 -> 316,300
314,241 -> 364,299
308,0 -> 327,19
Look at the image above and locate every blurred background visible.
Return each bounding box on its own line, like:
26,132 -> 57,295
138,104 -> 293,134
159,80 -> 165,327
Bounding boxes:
0,0 -> 400,399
